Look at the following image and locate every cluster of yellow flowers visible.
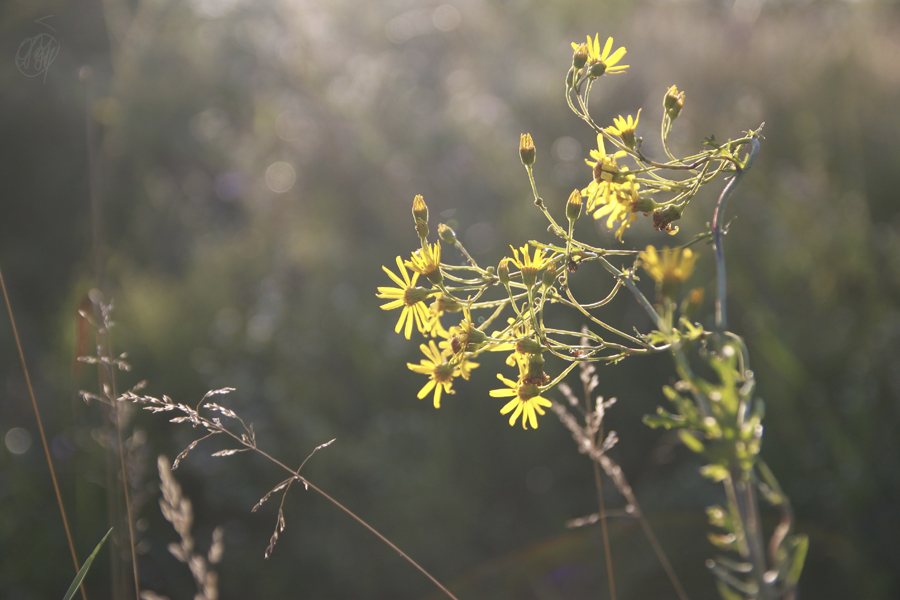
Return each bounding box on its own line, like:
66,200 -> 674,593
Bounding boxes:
378,34 -> 758,430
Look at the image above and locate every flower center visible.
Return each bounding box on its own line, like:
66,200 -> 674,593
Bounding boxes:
594,159 -> 618,183
517,383 -> 541,401
433,362 -> 455,383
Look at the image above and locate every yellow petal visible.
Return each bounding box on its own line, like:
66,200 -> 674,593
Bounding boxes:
601,37 -> 613,61
417,379 -> 436,400
500,398 -> 521,414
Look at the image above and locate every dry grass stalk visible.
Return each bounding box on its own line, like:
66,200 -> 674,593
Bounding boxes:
123,385 -> 460,599
141,456 -> 223,600
0,263 -> 87,600
552,332 -> 689,600
78,293 -> 141,599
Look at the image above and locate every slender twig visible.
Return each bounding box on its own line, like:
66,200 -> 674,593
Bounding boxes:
584,377 -> 616,600
252,445 -> 461,600
100,312 -> 140,600
0,264 -> 87,600
712,136 -> 761,331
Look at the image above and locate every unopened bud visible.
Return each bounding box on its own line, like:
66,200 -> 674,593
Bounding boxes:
572,43 -> 589,70
566,189 -> 583,222
498,258 -> 510,285
566,67 -> 577,88
438,223 -> 457,245
632,196 -> 658,214
664,85 -> 685,120
541,265 -> 557,289
412,194 -> 428,223
434,294 -> 463,313
519,133 -> 535,166
412,194 -> 429,240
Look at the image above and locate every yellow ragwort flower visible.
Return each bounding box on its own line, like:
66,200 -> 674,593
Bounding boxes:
638,245 -> 699,285
490,359 -> 553,430
509,244 -> 553,288
489,317 -> 535,368
437,326 -> 480,380
582,135 -> 642,240
406,241 -> 443,285
377,256 -> 434,339
607,109 -> 642,150
581,34 -> 629,77
407,340 -> 459,408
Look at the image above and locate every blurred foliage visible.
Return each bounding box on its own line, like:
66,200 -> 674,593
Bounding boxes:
1,0 -> 899,599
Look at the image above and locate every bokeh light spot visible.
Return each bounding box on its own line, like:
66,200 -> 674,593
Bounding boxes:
552,136 -> 581,162
265,161 -> 296,193
5,428 -> 32,455
433,5 -> 461,32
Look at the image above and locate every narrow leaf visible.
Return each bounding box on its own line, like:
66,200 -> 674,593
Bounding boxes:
63,528 -> 112,600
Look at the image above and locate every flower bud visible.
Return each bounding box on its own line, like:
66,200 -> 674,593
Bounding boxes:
412,195 -> 429,240
412,194 -> 429,224
541,265 -> 557,289
498,258 -> 510,285
664,85 -> 685,120
519,133 -> 536,166
438,223 -> 457,245
572,43 -> 589,70
566,189 -> 583,222
434,294 -> 463,313
631,195 -> 658,214
566,68 -> 577,88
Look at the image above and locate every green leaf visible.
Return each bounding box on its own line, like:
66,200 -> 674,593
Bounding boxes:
643,408 -> 683,429
679,429 -> 705,453
716,580 -> 746,600
785,534 -> 809,586
700,463 -> 729,482
63,528 -> 112,600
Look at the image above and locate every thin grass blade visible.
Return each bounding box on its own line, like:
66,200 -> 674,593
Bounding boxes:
62,528 -> 113,600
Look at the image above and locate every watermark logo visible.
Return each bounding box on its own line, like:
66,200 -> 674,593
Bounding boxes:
15,16 -> 59,82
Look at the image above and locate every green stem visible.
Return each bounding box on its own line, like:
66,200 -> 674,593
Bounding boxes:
713,136 -> 760,331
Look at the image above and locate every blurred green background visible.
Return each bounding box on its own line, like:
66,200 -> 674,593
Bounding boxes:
2,0 -> 899,598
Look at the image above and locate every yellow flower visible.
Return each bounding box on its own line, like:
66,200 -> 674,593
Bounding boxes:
509,244 -> 554,288
377,256 -> 435,339
581,135 -> 643,240
592,180 -> 641,241
406,241 -> 443,285
489,317 -> 535,368
444,304 -> 487,357
581,34 -> 628,77
437,326 -> 480,380
489,359 -> 553,430
607,109 -> 642,150
639,246 -> 699,285
406,340 -> 459,408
